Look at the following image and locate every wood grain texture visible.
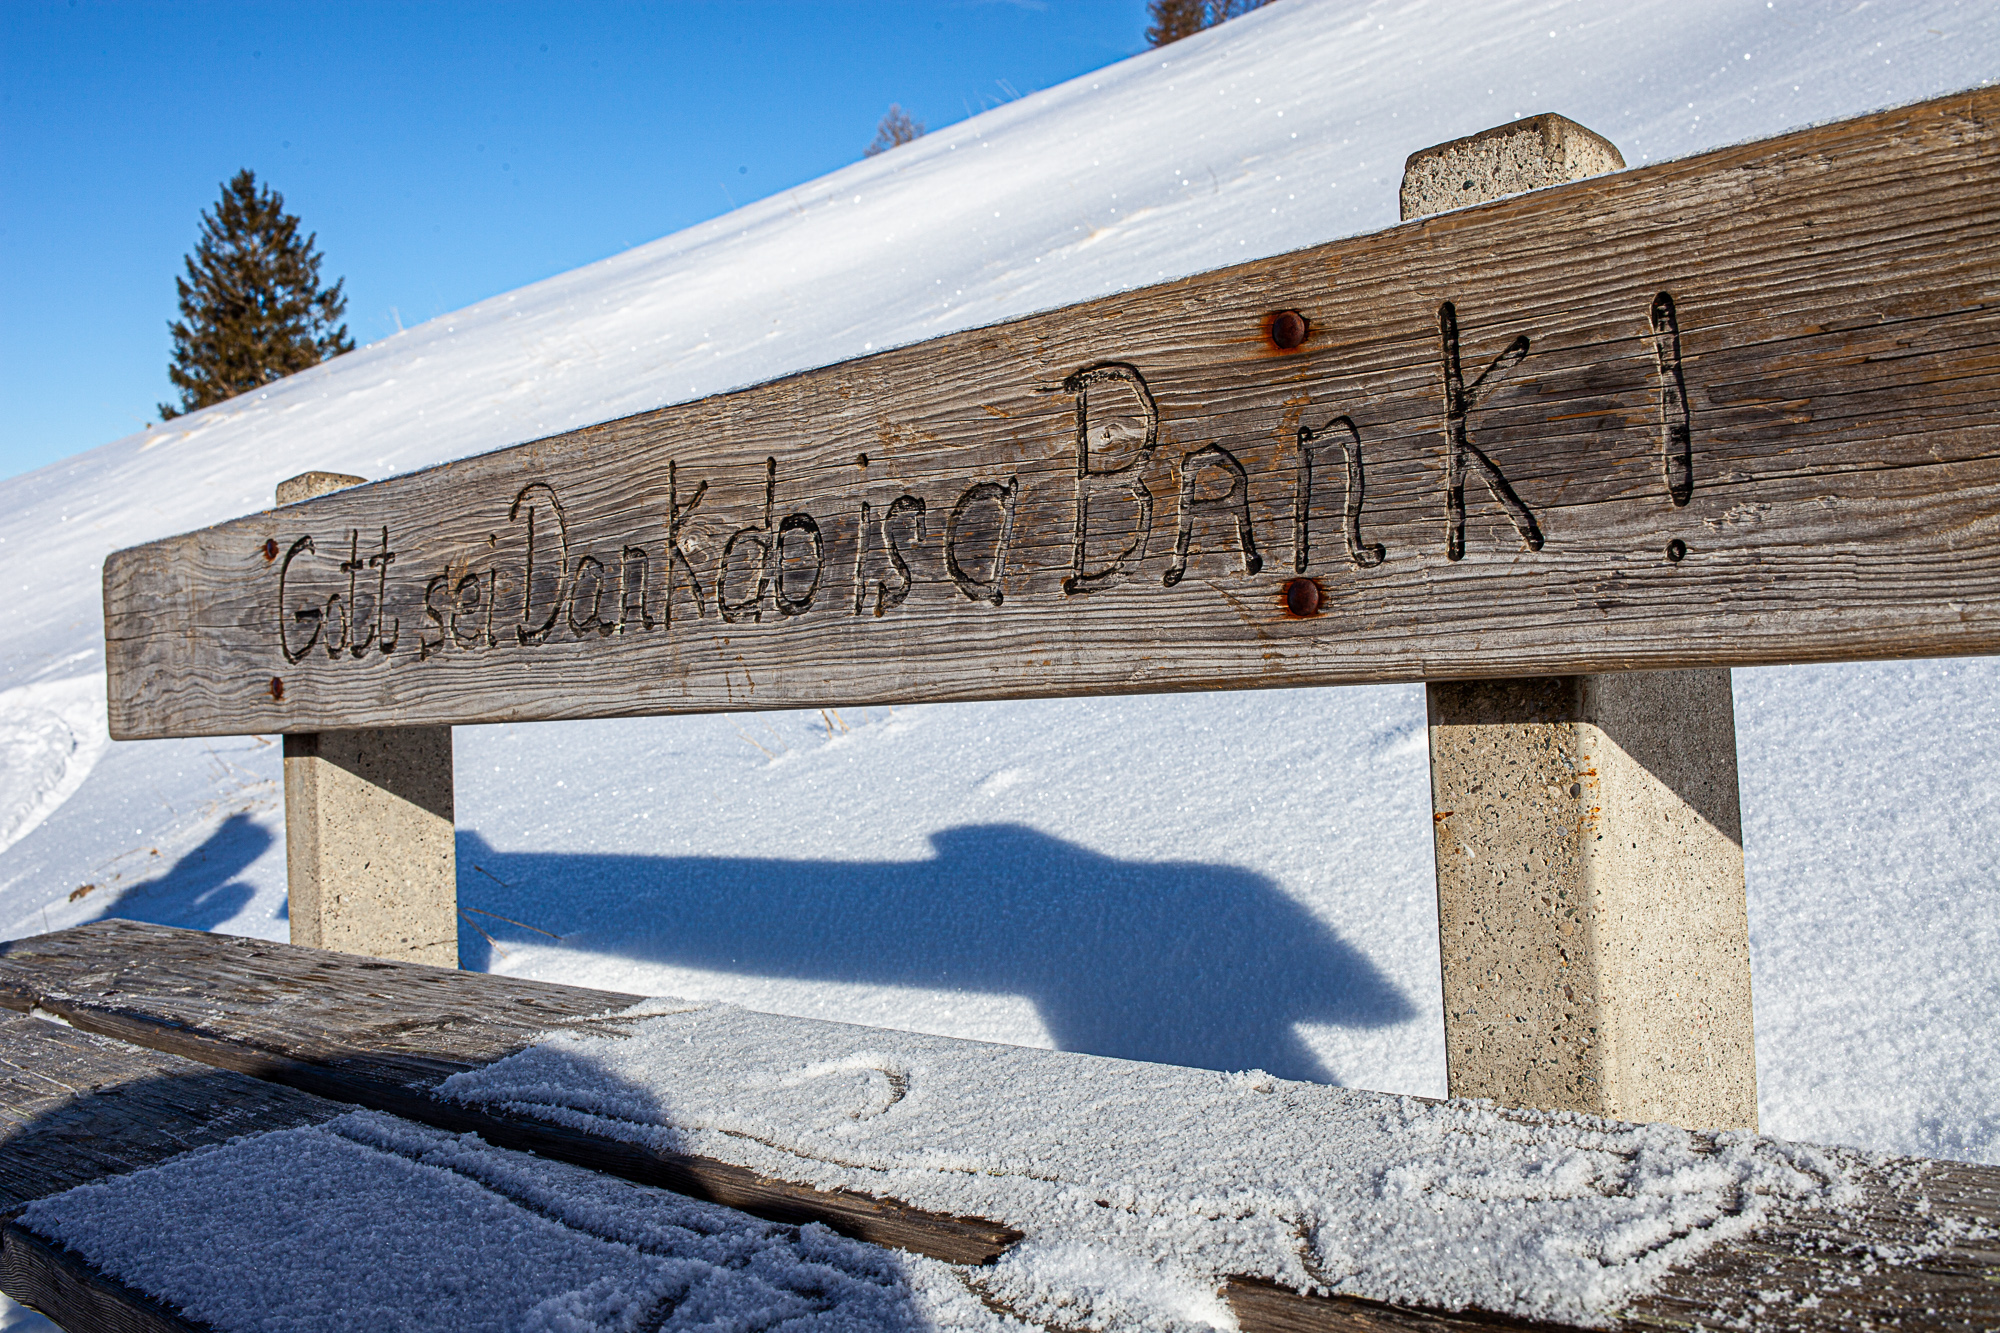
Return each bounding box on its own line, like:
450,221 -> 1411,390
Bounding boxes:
102,90 -> 2000,739
1226,1277 -> 1571,1333
2,1224 -> 211,1333
1625,1155 -> 2000,1331
0,920 -> 1022,1265
2,922 -> 1996,1327
0,1014 -> 343,1332
0,1014 -> 347,1219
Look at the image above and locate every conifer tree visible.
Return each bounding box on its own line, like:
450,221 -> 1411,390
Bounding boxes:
865,105 -> 926,157
160,169 -> 353,419
1146,0 -> 1268,47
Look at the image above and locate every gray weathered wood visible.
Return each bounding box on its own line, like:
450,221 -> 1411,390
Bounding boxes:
0,920 -> 1022,1266
1227,1277 -> 1571,1332
0,1008 -> 1001,1330
0,1013 -> 348,1332
104,89 -> 2000,739
0,1014 -> 346,1219
1229,1150 -> 2000,1331
2,921 -> 1996,1329
3,1224 -> 210,1333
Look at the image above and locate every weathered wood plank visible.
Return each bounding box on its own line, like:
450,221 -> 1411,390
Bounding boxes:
0,1013 -> 346,1332
0,921 -> 1022,1266
103,90 -> 2000,739
2,1224 -> 210,1333
1225,1277 -> 1571,1332
1629,1155 -> 2000,1331
3,922 -> 1996,1328
1227,1152 -> 2000,1331
0,1008 -> 1006,1330
0,1014 -> 346,1219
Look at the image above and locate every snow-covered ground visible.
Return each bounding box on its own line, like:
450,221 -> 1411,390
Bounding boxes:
3,0 -> 1997,1220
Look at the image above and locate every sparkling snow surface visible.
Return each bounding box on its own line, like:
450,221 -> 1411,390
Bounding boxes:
18,1013 -> 1858,1333
1,0 -> 1997,1185
435,999 -> 1853,1328
19,1109 -> 1024,1332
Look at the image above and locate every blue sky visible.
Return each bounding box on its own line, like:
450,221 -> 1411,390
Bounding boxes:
0,1 -> 1150,480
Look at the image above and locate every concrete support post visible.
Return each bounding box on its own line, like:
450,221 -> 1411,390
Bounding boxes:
1404,118 -> 1758,1129
276,471 -> 458,967
1428,675 -> 1757,1128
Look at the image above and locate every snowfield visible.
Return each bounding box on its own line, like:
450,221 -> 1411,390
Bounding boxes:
2,0 -> 1997,1222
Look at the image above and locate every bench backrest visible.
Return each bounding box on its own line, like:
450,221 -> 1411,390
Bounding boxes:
102,89 -> 2000,740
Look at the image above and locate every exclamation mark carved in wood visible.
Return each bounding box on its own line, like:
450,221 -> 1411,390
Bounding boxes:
1649,291 -> 1694,507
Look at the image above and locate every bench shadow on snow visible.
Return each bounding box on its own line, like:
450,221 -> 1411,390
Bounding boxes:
85,811 -> 265,933
457,823 -> 1413,1085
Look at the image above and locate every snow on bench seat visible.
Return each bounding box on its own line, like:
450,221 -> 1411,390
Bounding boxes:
438,997 -> 1845,1328
2,921 -> 1996,1332
18,1110 -> 994,1333
0,919 -> 1022,1266
0,1014 -> 1006,1332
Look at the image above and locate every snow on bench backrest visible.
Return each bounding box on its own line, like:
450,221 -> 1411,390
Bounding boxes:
101,90 -> 2000,740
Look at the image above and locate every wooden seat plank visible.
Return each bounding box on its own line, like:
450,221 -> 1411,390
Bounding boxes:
0,1012 -> 349,1220
0,919 -> 1023,1266
0,1010 -> 1005,1333
5,1225 -> 211,1333
1229,1152 -> 2000,1331
0,1011 -> 355,1332
1,921 -> 1995,1331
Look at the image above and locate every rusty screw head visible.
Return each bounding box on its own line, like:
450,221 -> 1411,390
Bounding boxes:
262,537 -> 279,561
268,676 -> 285,702
1284,578 -> 1322,617
1666,538 -> 1687,563
1270,310 -> 1309,350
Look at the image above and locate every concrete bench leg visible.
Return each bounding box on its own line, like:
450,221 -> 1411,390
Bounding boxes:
283,728 -> 458,966
1403,120 -> 1755,1129
1428,672 -> 1756,1129
276,471 -> 458,968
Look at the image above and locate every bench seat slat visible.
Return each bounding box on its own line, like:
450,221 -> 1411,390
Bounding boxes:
0,1012 -> 1017,1333
3,1224 -> 209,1333
0,1012 -> 349,1220
0,920 -> 1022,1267
1,921 -> 1996,1331
0,1012 -> 352,1332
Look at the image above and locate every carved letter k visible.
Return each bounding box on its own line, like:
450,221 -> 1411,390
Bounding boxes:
1438,301 -> 1544,561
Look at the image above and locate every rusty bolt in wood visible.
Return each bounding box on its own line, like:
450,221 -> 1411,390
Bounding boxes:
1269,310 -> 1309,350
1284,578 -> 1323,617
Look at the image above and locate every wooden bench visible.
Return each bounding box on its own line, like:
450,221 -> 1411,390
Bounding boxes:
3,920 -> 1997,1331
8,87 -> 1996,1328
